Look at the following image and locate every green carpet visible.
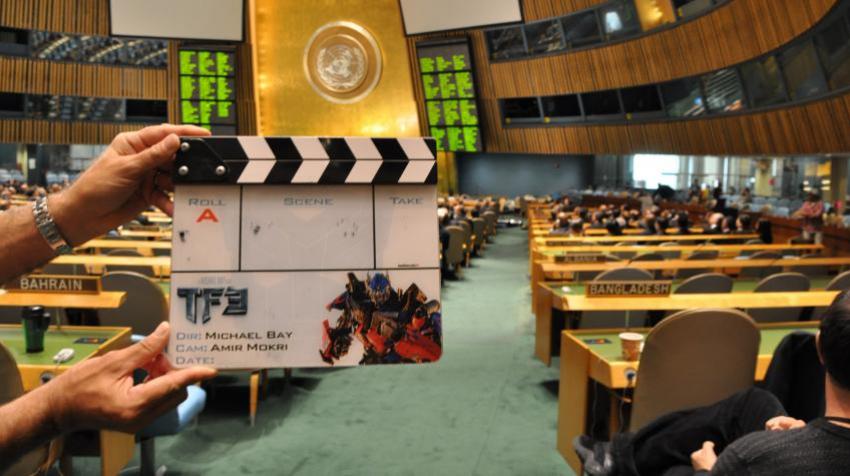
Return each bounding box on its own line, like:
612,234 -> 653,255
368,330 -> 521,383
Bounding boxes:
75,228 -> 572,475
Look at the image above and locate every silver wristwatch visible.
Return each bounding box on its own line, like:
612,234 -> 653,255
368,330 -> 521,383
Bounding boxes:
33,197 -> 73,255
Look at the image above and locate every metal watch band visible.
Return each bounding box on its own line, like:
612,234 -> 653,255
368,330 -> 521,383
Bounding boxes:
33,197 -> 73,255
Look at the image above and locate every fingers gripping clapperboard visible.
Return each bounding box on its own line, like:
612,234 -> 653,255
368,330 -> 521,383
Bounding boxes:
169,136 -> 442,369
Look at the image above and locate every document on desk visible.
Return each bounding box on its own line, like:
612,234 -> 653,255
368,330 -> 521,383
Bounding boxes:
167,137 -> 442,369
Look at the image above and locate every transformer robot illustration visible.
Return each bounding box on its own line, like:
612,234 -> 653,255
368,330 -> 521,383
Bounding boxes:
320,273 -> 442,365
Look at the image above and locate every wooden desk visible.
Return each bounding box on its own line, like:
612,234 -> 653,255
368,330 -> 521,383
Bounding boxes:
556,323 -> 819,473
0,325 -> 134,475
118,230 -> 172,239
583,227 -> 704,236
538,234 -> 759,245
79,239 -> 172,251
0,290 -> 126,309
539,257 -> 850,279
534,243 -> 823,259
534,279 -> 834,366
52,255 -> 171,277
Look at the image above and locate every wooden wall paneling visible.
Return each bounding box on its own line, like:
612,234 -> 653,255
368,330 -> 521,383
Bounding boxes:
0,119 -> 151,144
408,0 -> 845,156
0,57 -> 167,99
489,0 -> 837,97
0,0 -> 111,36
487,90 -> 850,155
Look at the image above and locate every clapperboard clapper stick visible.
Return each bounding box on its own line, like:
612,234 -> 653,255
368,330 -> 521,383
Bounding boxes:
168,137 -> 443,369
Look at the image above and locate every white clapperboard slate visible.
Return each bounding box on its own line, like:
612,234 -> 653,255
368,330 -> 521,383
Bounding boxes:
169,136 -> 442,369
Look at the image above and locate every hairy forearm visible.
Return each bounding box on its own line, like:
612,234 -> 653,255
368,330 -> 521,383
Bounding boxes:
0,384 -> 61,464
0,202 -> 57,283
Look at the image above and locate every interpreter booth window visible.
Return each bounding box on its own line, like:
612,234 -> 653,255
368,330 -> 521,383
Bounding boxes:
779,40 -> 829,100
0,92 -> 24,119
634,0 -> 677,31
660,78 -> 706,117
740,55 -> 788,107
675,0 -> 714,18
632,154 -> 680,190
561,10 -> 603,48
541,95 -> 583,122
600,1 -> 641,39
486,27 -> 527,60
701,69 -> 745,113
814,13 -> 850,90
524,20 -> 565,55
621,85 -> 665,119
581,90 -> 623,120
501,97 -> 542,124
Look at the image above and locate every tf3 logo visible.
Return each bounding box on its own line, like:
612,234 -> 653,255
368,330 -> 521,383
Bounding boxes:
176,287 -> 248,324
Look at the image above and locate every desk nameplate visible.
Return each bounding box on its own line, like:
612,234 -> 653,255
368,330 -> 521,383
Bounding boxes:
555,254 -> 607,264
586,280 -> 672,297
5,275 -> 101,294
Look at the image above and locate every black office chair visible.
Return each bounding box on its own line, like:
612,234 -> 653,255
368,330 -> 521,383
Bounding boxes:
795,253 -> 829,278
747,272 -> 811,323
740,251 -> 782,279
674,273 -> 733,294
675,250 -> 720,280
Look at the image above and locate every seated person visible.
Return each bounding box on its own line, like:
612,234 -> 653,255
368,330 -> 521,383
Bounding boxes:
568,220 -> 584,238
575,292 -> 850,475
641,216 -> 657,236
675,211 -> 691,235
735,214 -> 754,234
655,217 -> 670,235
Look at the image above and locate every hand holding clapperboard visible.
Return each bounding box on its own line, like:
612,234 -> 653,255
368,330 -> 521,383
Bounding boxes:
168,136 -> 442,369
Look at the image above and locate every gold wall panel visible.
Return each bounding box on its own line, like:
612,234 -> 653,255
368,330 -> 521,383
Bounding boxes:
252,0 -> 420,137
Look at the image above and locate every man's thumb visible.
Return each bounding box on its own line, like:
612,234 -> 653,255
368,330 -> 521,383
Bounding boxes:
132,133 -> 180,173
123,322 -> 170,369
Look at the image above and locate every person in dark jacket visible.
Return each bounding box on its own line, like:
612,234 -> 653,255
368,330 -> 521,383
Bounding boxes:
575,292 -> 850,476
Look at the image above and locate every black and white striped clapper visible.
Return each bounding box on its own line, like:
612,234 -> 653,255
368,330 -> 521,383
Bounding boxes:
173,136 -> 437,185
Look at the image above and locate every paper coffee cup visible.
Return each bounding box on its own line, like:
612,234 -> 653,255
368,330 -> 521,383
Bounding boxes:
619,332 -> 644,361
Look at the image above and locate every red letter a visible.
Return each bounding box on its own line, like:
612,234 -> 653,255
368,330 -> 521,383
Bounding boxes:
196,208 -> 219,223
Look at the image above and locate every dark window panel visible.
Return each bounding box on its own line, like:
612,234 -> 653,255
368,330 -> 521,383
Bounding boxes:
0,92 -> 25,117
581,90 -> 623,117
541,95 -> 582,119
660,78 -> 706,117
814,16 -> 850,90
126,99 -> 168,122
621,85 -> 663,114
740,55 -> 787,107
779,40 -> 829,100
524,20 -> 565,55
502,97 -> 541,121
561,11 -> 602,48
486,27 -> 526,60
701,68 -> 745,113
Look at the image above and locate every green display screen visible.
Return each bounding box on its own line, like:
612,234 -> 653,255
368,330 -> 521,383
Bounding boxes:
417,39 -> 481,152
178,48 -> 238,134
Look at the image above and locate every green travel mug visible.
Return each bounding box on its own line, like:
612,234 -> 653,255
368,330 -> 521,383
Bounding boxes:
22,306 -> 50,353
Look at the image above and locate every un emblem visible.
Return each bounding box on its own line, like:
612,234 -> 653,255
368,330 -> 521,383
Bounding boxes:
304,21 -> 382,104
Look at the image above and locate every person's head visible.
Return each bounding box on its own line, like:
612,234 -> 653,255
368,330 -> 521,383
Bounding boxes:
569,221 -> 583,235
808,191 -> 822,203
737,214 -> 752,231
818,292 -> 850,391
677,211 -> 690,230
709,212 -> 724,227
557,211 -> 569,224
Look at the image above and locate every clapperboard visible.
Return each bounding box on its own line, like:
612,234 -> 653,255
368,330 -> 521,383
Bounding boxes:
168,137 -> 442,369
